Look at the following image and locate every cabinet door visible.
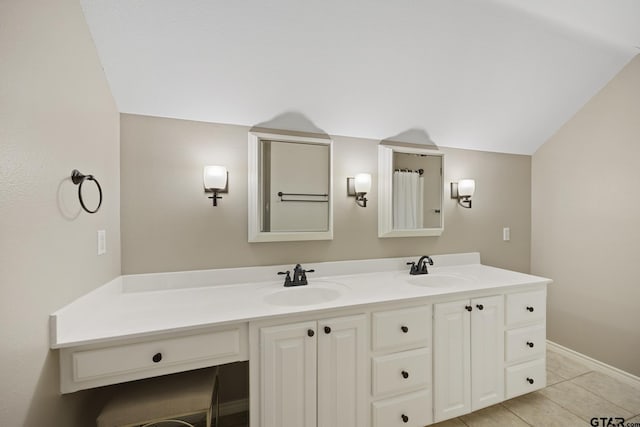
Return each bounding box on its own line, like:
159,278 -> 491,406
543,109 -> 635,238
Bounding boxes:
471,295 -> 504,410
318,315 -> 368,427
261,321 -> 317,427
434,300 -> 471,422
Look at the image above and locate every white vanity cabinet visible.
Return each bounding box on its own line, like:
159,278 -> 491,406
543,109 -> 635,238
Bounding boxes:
504,289 -> 547,398
433,295 -> 504,422
51,253 -> 551,427
59,324 -> 249,393
258,314 -> 368,427
371,305 -> 433,427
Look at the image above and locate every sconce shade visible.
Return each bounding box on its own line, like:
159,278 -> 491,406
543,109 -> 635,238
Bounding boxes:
203,165 -> 227,190
457,179 -> 475,197
354,173 -> 372,194
347,173 -> 371,208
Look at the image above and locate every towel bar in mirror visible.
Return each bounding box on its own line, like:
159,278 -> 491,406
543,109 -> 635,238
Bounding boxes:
248,131 -> 333,242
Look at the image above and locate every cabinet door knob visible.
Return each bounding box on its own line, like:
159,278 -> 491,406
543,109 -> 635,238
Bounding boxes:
401,326 -> 409,333
307,329 -> 315,337
526,341 -> 534,348
465,305 -> 473,312
401,370 -> 409,379
476,304 -> 484,310
324,326 -> 331,334
152,352 -> 162,363
526,377 -> 534,384
401,414 -> 409,423
526,306 -> 534,312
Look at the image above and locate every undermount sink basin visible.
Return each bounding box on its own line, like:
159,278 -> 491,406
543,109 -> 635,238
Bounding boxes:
406,273 -> 473,288
263,282 -> 347,306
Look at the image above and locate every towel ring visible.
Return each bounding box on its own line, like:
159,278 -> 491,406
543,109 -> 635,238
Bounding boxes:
71,169 -> 102,214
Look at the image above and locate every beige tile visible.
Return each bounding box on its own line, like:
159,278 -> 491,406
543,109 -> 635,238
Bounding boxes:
539,380 -> 633,421
546,349 -> 591,380
430,417 -> 467,427
571,371 -> 640,414
626,415 -> 640,424
460,404 -> 529,427
503,392 -> 585,427
546,369 -> 565,386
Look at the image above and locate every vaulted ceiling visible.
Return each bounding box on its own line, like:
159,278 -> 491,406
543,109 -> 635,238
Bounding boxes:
81,0 -> 640,154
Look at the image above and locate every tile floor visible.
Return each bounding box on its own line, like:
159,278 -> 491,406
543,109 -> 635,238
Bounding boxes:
432,349 -> 640,427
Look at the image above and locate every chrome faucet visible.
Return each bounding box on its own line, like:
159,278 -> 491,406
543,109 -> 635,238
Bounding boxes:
278,264 -> 315,287
407,255 -> 434,275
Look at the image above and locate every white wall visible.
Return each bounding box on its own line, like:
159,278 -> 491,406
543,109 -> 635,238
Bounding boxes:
0,0 -> 121,425
532,54 -> 640,376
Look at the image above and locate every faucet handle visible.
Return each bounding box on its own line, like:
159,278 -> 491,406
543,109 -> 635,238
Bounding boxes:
278,271 -> 292,286
406,262 -> 418,274
299,268 -> 314,285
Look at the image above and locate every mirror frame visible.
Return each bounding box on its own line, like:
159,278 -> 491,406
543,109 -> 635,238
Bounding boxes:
378,144 -> 444,238
248,131 -> 334,242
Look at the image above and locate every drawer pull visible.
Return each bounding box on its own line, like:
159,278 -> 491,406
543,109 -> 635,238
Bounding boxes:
526,306 -> 534,312
476,304 -> 484,310
401,325 -> 409,333
526,377 -> 534,384
152,352 -> 162,363
324,326 -> 331,334
401,414 -> 409,423
401,370 -> 409,379
465,305 -> 473,312
526,341 -> 535,348
307,329 -> 315,337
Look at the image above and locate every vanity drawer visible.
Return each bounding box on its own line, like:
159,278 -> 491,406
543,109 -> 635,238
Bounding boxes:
72,328 -> 244,383
372,305 -> 431,351
505,324 -> 546,362
372,348 -> 431,396
372,389 -> 432,427
505,358 -> 546,398
506,290 -> 546,326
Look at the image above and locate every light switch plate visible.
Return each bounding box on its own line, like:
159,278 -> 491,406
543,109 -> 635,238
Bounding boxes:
503,227 -> 510,241
97,230 -> 106,255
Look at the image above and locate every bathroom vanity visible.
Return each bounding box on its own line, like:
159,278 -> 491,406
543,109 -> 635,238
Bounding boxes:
50,253 -> 550,427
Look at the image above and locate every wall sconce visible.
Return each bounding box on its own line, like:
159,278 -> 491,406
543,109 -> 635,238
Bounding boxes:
347,173 -> 371,207
203,165 -> 228,206
451,179 -> 475,208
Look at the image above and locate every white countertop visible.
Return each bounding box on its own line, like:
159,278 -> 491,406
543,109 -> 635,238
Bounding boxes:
50,253 -> 551,349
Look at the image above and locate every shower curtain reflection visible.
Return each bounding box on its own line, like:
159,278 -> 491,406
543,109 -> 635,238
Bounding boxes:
393,170 -> 424,229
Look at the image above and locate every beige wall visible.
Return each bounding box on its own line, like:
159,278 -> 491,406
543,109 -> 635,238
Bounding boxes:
0,0 -> 121,425
121,113 -> 531,275
532,55 -> 640,376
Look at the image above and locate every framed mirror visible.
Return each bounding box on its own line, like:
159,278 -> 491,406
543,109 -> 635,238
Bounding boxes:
378,144 -> 444,237
248,131 -> 333,242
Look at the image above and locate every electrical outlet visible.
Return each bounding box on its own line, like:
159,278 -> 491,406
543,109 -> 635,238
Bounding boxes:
97,230 -> 106,255
503,227 -> 510,241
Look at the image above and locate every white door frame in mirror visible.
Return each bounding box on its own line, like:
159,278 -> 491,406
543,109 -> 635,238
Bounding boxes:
248,131 -> 334,242
378,144 -> 444,238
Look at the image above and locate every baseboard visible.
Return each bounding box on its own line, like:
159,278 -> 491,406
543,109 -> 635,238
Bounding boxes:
547,340 -> 640,389
219,398 -> 249,417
